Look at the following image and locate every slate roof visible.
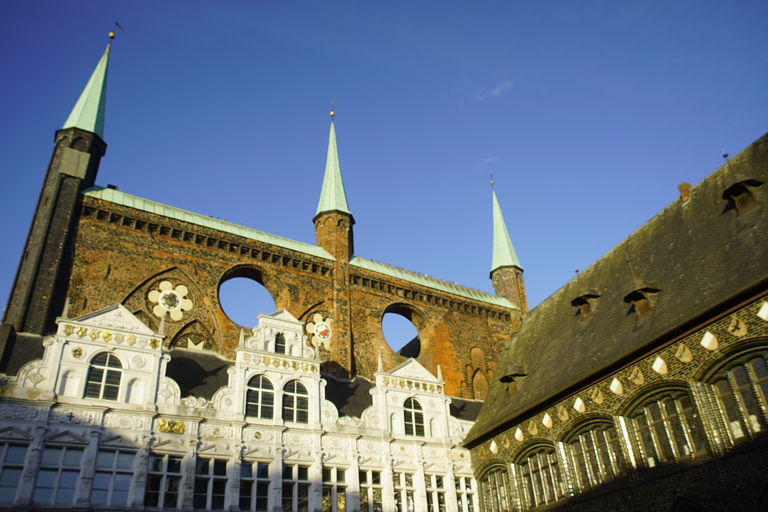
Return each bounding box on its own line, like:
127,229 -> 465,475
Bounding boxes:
465,132 -> 768,447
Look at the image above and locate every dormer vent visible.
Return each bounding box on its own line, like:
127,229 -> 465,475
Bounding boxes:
500,363 -> 526,397
678,182 -> 691,203
623,283 -> 661,319
571,293 -> 601,321
722,175 -> 763,216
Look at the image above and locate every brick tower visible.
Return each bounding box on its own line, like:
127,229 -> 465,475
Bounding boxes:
0,45 -> 111,366
490,187 -> 528,313
313,114 -> 355,377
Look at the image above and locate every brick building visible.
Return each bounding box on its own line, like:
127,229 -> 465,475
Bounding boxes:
465,133 -> 768,510
0,41 -> 525,511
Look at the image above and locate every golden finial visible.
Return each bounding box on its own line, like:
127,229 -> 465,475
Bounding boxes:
490,173 -> 495,190
109,32 -> 115,39
330,100 -> 338,118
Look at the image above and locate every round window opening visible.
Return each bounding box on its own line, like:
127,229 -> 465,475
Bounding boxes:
382,309 -> 420,357
219,276 -> 276,328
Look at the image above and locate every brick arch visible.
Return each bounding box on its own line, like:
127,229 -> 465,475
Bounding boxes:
472,370 -> 489,400
697,336 -> 768,382
557,413 -> 616,443
170,319 -> 216,351
617,379 -> 691,417
219,264 -> 289,312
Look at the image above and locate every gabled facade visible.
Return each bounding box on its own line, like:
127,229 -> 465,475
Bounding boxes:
0,306 -> 478,511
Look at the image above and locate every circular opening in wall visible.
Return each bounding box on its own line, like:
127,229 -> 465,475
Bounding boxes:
219,276 -> 276,328
382,307 -> 421,357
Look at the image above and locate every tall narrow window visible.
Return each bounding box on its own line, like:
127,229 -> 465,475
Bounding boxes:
393,471 -> 415,512
246,375 -> 275,419
359,470 -> 383,512
322,466 -> 347,512
283,381 -> 309,424
711,354 -> 768,442
145,453 -> 183,509
517,447 -> 566,509
283,464 -> 310,512
240,461 -> 270,512
632,393 -> 706,467
91,449 -> 134,507
275,333 -> 286,354
479,468 -> 511,512
425,474 -> 446,512
568,424 -> 625,493
404,398 -> 424,436
84,353 -> 122,400
194,458 -> 228,510
0,443 -> 27,505
34,446 -> 84,505
455,476 -> 476,512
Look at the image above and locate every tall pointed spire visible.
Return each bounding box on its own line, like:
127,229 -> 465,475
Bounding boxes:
491,189 -> 521,272
316,119 -> 351,216
489,185 -> 528,312
62,44 -> 110,139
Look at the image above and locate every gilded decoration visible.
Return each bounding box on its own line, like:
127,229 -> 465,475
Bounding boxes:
71,347 -> 84,359
157,419 -> 186,434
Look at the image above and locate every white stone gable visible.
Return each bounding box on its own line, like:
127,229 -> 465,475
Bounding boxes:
389,359 -> 438,382
65,304 -> 155,335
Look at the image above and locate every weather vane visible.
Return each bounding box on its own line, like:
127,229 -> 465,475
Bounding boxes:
109,21 -> 125,41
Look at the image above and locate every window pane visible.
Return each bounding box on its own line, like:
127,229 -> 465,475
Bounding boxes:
116,452 -> 134,470
6,446 -> 27,464
41,448 -> 61,466
96,451 -> 113,468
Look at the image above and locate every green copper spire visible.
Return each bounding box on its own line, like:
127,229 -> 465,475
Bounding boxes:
62,44 -> 110,139
316,120 -> 351,216
491,189 -> 522,271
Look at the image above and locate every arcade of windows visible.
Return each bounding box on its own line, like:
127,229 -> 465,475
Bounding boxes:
478,350 -> 768,511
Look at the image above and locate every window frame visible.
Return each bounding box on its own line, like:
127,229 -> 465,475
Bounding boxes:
84,352 -> 123,401
0,442 -> 27,505
194,457 -> 228,510
91,449 -> 135,507
282,380 -> 309,424
403,398 -> 425,437
565,421 -> 625,493
145,452 -> 184,509
246,374 -> 275,419
240,460 -> 271,512
33,445 -> 84,506
359,469 -> 383,512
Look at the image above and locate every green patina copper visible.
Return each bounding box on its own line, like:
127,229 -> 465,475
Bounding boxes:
491,190 -> 522,272
350,256 -> 517,309
83,187 -> 335,260
62,45 -> 110,138
315,121 -> 351,216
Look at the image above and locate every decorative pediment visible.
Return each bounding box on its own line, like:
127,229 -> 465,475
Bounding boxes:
389,359 -> 438,382
0,427 -> 33,442
358,457 -> 385,470
322,453 -> 351,466
263,309 -> 301,324
284,449 -> 314,463
68,304 -> 156,335
151,438 -> 187,454
198,443 -> 233,457
45,431 -> 88,445
243,446 -> 272,459
392,459 -> 417,471
100,435 -> 139,450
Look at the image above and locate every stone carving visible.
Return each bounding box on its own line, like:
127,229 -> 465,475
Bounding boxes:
0,404 -> 38,421
50,409 -> 95,424
104,413 -> 145,431
132,356 -> 146,369
148,281 -> 194,321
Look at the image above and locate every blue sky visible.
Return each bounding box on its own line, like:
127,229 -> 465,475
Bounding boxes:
1,1 -> 766,346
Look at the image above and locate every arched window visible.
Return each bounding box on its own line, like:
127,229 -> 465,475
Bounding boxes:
84,353 -> 122,400
246,375 -> 274,419
282,380 -> 309,423
479,467 -> 512,512
404,398 -> 424,436
632,393 -> 706,467
516,446 -> 566,509
275,333 -> 286,354
566,422 -> 625,493
710,353 -> 768,442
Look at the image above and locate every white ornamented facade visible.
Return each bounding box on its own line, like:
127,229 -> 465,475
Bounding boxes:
0,305 -> 478,512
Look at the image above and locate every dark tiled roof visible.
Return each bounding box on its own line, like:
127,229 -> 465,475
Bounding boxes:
166,350 -> 231,399
323,375 -> 375,418
450,398 -> 484,421
465,132 -> 768,447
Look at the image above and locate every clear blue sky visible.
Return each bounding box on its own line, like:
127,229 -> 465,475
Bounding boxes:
1,1 -> 766,344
